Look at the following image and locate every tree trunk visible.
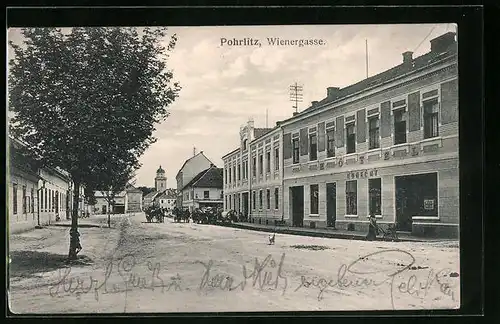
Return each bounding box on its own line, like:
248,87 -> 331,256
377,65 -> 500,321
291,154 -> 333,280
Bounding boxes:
68,181 -> 81,260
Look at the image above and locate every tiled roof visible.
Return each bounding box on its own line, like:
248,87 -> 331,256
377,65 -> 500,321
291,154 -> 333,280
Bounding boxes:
299,39 -> 457,116
254,128 -> 274,139
182,166 -> 223,190
156,188 -> 177,199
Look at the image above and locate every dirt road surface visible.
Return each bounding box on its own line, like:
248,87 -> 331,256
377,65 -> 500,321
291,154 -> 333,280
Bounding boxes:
8,213 -> 460,314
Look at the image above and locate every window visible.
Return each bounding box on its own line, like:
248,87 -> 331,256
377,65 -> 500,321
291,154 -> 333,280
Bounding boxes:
13,184 -> 18,215
346,123 -> 356,154
44,188 -> 47,212
31,188 -> 34,213
274,188 -> 279,209
22,185 -> 27,214
229,196 -> 232,209
259,155 -> 263,175
274,147 -> 279,170
266,189 -> 271,209
55,190 -> 59,213
326,129 -> 335,157
368,117 -> 380,149
252,191 -> 256,209
393,109 -> 407,144
237,164 -> 241,180
252,157 -> 257,177
225,169 -> 228,184
346,180 -> 357,215
266,152 -> 271,173
292,138 -> 300,164
369,178 -> 382,215
233,165 -> 236,183
204,191 -> 209,199
424,98 -> 439,138
310,184 -> 319,215
309,133 -> 317,161
259,190 -> 263,209
40,188 -> 44,211
243,139 -> 248,151
229,168 -> 232,183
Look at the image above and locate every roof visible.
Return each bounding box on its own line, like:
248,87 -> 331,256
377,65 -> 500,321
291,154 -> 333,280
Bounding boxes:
296,37 -> 457,118
144,191 -> 159,199
175,151 -> 214,178
155,188 -> 177,200
181,166 -> 223,191
157,165 -> 165,173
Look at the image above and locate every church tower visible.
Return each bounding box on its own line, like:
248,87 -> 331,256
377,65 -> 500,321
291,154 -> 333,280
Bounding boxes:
155,165 -> 167,191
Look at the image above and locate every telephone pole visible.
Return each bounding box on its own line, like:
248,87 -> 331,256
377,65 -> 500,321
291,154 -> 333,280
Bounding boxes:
289,82 -> 303,114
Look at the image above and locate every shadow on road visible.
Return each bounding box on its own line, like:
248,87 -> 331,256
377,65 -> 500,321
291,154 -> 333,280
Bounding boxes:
9,250 -> 94,278
51,224 -> 102,228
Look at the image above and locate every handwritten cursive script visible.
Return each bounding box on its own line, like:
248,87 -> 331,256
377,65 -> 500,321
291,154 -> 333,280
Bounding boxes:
49,254 -> 182,301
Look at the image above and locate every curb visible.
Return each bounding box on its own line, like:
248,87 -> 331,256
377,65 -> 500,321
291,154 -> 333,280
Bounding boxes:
217,222 -> 429,243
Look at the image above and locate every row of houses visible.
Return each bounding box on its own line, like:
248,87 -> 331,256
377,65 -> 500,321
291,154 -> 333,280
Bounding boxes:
221,32 -> 459,238
8,137 -> 87,234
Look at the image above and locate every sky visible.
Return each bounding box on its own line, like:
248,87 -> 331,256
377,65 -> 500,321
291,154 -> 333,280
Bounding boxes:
7,24 -> 456,188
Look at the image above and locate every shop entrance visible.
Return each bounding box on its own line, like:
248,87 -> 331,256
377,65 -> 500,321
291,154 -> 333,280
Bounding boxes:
326,182 -> 337,227
395,173 -> 438,232
290,186 -> 304,227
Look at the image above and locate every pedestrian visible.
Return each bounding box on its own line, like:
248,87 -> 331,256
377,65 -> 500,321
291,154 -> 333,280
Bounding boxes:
366,213 -> 379,241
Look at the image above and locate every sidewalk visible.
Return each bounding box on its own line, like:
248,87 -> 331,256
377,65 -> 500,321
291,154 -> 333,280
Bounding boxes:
221,221 -> 455,243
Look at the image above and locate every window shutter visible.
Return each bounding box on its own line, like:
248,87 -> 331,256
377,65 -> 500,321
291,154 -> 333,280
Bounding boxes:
380,101 -> 391,138
356,109 -> 366,143
440,79 -> 458,124
408,91 -> 421,131
283,133 -> 292,159
299,127 -> 309,156
317,122 -> 326,152
335,116 -> 344,148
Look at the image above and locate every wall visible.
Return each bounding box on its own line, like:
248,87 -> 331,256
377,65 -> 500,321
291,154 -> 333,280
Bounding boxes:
8,169 -> 39,234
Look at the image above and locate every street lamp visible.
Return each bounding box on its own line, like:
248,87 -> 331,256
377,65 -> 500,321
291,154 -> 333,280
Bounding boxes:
36,179 -> 46,228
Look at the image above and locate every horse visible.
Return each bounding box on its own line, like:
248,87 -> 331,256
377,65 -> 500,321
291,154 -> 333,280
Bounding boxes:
220,210 -> 238,224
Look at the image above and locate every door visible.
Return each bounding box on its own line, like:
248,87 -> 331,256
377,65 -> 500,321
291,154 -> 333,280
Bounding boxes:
102,205 -> 107,214
291,186 -> 304,227
326,183 -> 337,227
242,193 -> 249,217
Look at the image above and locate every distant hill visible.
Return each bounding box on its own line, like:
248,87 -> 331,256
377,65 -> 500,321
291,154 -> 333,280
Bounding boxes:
136,186 -> 156,197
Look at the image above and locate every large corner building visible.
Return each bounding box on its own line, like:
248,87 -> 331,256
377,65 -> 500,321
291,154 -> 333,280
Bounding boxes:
222,32 -> 459,238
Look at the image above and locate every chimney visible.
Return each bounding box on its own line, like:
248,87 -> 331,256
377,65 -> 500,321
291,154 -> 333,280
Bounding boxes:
430,32 -> 457,53
311,101 -> 319,107
327,87 -> 340,99
402,51 -> 413,64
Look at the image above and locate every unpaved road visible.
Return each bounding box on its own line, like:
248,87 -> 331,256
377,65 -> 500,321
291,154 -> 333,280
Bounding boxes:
8,213 -> 460,313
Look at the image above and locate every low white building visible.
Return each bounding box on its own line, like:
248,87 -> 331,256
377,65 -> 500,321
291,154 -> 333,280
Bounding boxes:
92,184 -> 143,214
154,188 -> 177,211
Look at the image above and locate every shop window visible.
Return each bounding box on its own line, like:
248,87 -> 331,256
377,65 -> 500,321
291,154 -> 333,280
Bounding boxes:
346,180 -> 357,215
369,178 -> 382,215
310,184 -> 319,215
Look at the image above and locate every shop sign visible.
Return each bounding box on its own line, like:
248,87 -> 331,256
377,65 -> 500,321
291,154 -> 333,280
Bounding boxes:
424,199 -> 435,210
346,168 -> 378,180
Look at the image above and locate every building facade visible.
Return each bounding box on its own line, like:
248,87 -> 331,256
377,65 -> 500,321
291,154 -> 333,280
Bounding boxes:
180,165 -> 223,212
92,184 -> 143,214
154,188 -> 177,212
8,137 -> 84,234
221,32 -> 459,238
222,119 -> 284,225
